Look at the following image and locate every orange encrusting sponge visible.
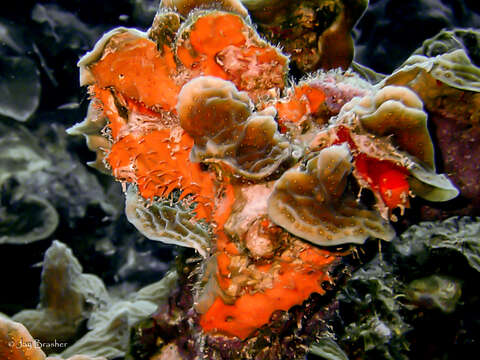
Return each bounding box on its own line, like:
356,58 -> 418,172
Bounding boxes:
106,129 -> 217,220
177,13 -> 247,78
200,246 -> 337,340
355,154 -> 410,211
334,125 -> 410,211
90,37 -> 180,111
83,12 -> 342,341
276,84 -> 326,129
90,86 -> 125,139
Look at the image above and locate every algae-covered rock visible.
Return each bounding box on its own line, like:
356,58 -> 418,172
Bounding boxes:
333,216 -> 480,359
396,216 -> 480,273
336,255 -> 411,360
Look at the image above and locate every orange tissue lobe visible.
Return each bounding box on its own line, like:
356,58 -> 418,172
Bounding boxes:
177,12 -> 246,79
355,153 -> 410,210
90,34 -> 180,111
200,245 -> 338,339
106,129 -> 217,220
213,182 -> 236,231
276,84 -> 326,127
333,126 -> 410,211
90,85 -> 125,140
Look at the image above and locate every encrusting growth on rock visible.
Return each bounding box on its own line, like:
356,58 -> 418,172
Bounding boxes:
65,0 -> 460,356
268,144 -> 395,246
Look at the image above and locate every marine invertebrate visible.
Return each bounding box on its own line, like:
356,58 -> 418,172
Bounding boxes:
12,241 -> 108,345
177,76 -> 291,180
68,0 -> 461,357
161,0 -> 248,17
241,0 -> 369,72
0,315 -> 107,360
268,144 -> 395,246
310,85 -> 458,219
382,42 -> 480,216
